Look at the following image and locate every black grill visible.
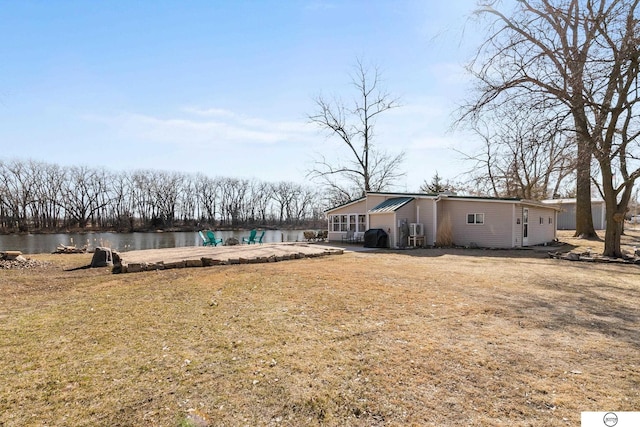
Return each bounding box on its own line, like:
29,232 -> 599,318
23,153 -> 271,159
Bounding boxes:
363,228 -> 388,248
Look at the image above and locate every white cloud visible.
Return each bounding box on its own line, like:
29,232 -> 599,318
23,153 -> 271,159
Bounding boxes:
181,106 -> 237,118
81,107 -> 317,148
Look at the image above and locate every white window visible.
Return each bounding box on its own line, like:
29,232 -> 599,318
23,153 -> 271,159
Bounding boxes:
358,214 -> 366,231
330,214 -> 366,232
329,215 -> 347,232
466,213 -> 484,225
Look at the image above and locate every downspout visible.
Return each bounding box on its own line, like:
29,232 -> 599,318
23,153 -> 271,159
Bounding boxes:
512,204 -> 516,248
366,196 -> 370,232
433,196 -> 440,246
393,213 -> 397,248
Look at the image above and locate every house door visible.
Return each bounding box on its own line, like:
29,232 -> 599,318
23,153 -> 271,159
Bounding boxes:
523,208 -> 529,246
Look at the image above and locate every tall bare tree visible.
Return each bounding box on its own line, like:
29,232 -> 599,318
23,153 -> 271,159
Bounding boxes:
195,174 -> 221,226
0,160 -> 39,231
249,180 -> 273,225
459,101 -> 577,199
308,59 -> 405,204
36,162 -> 65,229
465,0 -> 640,257
60,166 -> 111,229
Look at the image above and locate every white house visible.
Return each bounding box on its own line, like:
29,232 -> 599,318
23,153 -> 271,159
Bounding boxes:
325,192 -> 559,249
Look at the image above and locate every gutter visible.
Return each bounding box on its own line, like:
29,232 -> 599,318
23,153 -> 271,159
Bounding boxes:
433,195 -> 441,246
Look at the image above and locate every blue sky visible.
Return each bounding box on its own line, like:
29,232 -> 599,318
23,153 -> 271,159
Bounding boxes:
0,1 -> 488,191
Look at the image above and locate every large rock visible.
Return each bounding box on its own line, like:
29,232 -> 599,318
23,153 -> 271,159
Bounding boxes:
91,247 -> 113,267
1,251 -> 23,260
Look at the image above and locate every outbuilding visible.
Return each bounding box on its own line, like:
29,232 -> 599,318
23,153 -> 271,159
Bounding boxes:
540,198 -> 606,230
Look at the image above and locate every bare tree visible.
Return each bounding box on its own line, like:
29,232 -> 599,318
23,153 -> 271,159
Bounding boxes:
249,180 -> 273,225
288,185 -> 316,226
0,159 -> 335,232
178,175 -> 198,226
458,102 -> 576,199
308,58 -> 405,203
271,181 -> 296,225
195,174 -> 221,226
150,171 -> 184,228
129,170 -> 153,226
219,178 -> 249,227
36,162 -> 65,230
0,160 -> 41,231
465,0 -> 640,257
110,171 -> 135,231
59,166 -> 111,229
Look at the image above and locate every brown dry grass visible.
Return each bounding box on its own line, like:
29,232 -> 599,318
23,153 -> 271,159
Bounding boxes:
1,230 -> 639,426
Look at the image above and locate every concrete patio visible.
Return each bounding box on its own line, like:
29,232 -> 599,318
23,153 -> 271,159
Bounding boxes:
114,242 -> 346,273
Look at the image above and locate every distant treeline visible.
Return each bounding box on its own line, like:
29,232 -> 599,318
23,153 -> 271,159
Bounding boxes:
0,159 -> 327,233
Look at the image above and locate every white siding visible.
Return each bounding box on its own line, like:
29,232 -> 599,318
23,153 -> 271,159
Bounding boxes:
415,199 -> 435,246
440,200 -> 515,248
368,214 -> 390,230
369,213 -> 393,247
525,206 -> 556,245
514,208 -> 523,247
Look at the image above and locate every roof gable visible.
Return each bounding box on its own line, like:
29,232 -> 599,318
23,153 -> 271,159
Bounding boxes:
324,196 -> 367,213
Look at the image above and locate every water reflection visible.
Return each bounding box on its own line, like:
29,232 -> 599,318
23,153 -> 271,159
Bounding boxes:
0,230 -> 309,254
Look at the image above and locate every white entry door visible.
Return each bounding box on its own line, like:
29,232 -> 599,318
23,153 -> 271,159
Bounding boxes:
523,208 -> 529,246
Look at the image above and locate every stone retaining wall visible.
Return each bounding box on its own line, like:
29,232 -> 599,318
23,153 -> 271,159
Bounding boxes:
113,248 -> 343,274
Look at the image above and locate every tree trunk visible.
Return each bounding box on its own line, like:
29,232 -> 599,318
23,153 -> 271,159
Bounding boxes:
574,138 -> 596,238
602,206 -> 624,258
601,168 -> 634,258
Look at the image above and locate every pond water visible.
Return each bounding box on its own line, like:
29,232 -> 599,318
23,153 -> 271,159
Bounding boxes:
0,230 -> 311,254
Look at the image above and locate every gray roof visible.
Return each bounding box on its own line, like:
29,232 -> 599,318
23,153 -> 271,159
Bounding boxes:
369,197 -> 414,213
323,196 -> 367,213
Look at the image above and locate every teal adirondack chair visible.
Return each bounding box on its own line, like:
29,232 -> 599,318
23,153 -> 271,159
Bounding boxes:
198,230 -> 212,246
242,229 -> 257,244
206,230 -> 223,246
256,230 -> 265,244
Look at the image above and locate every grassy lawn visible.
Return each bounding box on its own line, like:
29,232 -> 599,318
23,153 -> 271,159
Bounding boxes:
1,231 -> 639,426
